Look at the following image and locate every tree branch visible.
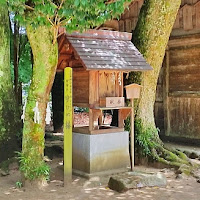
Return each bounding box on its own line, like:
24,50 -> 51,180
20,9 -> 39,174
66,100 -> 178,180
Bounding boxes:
25,5 -> 34,11
47,16 -> 54,26
58,0 -> 65,10
47,0 -> 58,8
59,17 -> 72,26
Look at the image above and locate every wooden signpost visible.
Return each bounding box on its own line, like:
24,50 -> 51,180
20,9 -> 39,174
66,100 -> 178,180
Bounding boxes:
130,98 -> 135,170
125,83 -> 142,171
64,67 -> 73,185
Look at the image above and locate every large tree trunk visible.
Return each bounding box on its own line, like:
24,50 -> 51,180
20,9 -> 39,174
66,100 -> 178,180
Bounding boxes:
14,20 -> 19,99
130,0 -> 193,168
133,0 -> 181,132
0,2 -> 20,162
52,72 -> 64,133
21,25 -> 58,184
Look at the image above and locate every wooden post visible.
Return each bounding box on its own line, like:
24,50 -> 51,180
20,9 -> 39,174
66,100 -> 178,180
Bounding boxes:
89,109 -> 94,132
64,67 -> 72,185
163,47 -> 170,136
131,98 -> 134,171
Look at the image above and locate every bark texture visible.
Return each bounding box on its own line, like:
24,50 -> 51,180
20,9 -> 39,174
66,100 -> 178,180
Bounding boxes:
130,0 -> 194,169
14,21 -> 19,98
132,0 -> 181,132
21,25 -> 58,182
0,2 -> 20,162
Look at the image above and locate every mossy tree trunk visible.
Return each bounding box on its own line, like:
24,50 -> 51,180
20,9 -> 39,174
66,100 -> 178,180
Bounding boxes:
130,0 -> 193,168
0,2 -> 20,163
21,25 -> 58,183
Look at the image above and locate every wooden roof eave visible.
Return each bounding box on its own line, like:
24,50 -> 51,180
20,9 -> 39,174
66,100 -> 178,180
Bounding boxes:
65,36 -> 88,70
85,68 -> 153,72
66,29 -> 132,41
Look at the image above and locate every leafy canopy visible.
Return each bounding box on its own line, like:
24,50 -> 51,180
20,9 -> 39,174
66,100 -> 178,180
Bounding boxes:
9,0 -> 131,32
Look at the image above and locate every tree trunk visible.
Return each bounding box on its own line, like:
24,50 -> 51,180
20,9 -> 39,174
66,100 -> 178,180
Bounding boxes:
14,20 -> 19,99
52,72 -> 64,132
133,0 -> 181,132
0,2 -> 20,163
129,0 -> 193,168
21,25 -> 58,183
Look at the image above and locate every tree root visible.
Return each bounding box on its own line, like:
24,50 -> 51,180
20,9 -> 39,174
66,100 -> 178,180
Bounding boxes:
149,143 -> 199,176
134,120 -> 200,176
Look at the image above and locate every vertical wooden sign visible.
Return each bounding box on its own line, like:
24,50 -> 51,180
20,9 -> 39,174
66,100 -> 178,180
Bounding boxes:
131,99 -> 134,171
64,67 -> 72,185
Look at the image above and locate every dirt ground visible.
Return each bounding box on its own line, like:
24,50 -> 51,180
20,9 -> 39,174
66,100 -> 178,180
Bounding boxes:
2,112 -> 200,200
1,158 -> 200,200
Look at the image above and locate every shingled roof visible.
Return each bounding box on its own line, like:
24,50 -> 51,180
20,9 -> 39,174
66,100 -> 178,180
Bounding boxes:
58,29 -> 152,71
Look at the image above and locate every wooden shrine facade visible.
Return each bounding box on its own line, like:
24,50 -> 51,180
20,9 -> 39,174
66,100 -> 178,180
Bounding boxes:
57,28 -> 152,134
99,0 -> 200,139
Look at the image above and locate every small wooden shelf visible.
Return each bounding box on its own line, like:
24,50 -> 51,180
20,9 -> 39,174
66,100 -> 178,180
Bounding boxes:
72,107 -> 132,134
93,106 -> 131,110
73,103 -> 89,108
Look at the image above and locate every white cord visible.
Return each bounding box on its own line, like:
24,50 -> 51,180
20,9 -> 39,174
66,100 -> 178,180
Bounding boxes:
45,102 -> 51,125
21,99 -> 27,123
33,101 -> 40,124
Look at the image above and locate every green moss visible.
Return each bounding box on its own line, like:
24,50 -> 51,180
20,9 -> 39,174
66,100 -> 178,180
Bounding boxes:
18,151 -> 50,180
178,164 -> 193,176
126,118 -> 159,157
20,25 -> 58,181
173,150 -> 189,161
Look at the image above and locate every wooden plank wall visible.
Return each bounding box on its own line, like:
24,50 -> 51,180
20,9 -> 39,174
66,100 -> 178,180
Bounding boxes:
154,66 -> 165,135
166,40 -> 200,139
102,0 -> 143,32
169,97 -> 200,138
119,0 -> 143,32
104,0 -> 200,35
172,1 -> 200,34
98,71 -> 123,98
169,46 -> 200,93
73,70 -> 89,105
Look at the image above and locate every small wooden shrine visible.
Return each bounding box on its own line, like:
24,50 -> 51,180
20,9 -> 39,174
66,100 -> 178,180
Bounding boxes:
57,28 -> 152,177
57,28 -> 152,134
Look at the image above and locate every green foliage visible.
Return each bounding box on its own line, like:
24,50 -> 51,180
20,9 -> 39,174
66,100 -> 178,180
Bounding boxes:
10,33 -> 32,84
74,106 -> 89,113
135,119 -> 158,156
124,71 -> 142,86
125,118 -> 159,157
16,181 -> 23,188
17,152 -> 50,181
124,116 -> 131,133
8,0 -> 131,32
18,38 -> 32,83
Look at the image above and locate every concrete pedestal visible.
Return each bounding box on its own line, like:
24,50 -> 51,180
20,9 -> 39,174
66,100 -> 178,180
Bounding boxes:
72,131 -> 130,176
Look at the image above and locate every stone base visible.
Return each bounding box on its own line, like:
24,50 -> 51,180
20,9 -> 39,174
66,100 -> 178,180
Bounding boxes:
73,168 -> 129,179
72,131 -> 130,175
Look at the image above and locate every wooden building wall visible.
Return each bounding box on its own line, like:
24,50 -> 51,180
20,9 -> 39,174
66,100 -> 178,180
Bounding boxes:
166,35 -> 200,139
102,0 -> 200,139
159,0 -> 200,139
73,69 -> 89,106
